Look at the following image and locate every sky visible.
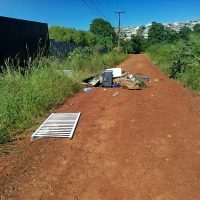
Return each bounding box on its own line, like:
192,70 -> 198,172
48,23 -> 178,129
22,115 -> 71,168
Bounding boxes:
0,0 -> 200,30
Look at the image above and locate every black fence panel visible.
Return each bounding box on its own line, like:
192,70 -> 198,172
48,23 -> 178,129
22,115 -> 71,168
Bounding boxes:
49,40 -> 78,58
0,16 -> 49,69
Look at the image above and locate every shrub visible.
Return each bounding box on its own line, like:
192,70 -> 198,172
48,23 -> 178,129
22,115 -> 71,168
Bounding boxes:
169,34 -> 200,90
146,33 -> 200,91
146,43 -> 178,73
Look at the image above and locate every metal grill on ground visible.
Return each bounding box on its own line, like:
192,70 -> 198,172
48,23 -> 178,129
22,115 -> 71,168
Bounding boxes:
31,113 -> 81,140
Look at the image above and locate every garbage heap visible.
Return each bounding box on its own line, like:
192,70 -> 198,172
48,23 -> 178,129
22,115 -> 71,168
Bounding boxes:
83,67 -> 148,90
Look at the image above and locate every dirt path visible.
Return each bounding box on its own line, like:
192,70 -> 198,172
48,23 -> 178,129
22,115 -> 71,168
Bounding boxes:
1,54 -> 200,200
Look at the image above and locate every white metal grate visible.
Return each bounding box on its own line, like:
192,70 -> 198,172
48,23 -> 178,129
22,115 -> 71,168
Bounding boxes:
31,113 -> 81,140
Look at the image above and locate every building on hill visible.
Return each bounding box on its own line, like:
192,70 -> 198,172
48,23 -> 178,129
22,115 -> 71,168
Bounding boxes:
117,19 -> 200,40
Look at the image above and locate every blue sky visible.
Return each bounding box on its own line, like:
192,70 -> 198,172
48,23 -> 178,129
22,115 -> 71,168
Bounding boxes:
0,0 -> 200,29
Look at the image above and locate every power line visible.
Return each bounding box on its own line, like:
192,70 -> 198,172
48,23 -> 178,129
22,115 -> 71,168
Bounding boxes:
115,11 -> 125,52
82,0 -> 102,18
82,0 -> 110,21
88,0 -> 109,21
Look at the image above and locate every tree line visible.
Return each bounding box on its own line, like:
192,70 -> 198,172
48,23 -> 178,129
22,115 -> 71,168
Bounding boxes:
49,18 -> 200,54
49,18 -> 117,50
122,22 -> 200,54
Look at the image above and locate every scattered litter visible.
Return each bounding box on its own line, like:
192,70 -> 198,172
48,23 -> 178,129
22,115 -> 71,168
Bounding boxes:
113,92 -> 119,96
103,88 -> 107,91
31,113 -> 81,140
154,79 -> 159,82
113,82 -> 121,88
83,76 -> 100,86
139,76 -> 150,82
167,135 -> 172,138
83,88 -> 92,92
106,67 -> 122,78
113,77 -> 145,90
68,102 -> 74,106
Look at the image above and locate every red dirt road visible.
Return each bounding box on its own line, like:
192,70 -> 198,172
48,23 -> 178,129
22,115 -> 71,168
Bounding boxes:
1,54 -> 200,200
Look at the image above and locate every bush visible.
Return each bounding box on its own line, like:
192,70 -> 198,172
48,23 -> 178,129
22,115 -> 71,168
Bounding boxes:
169,34 -> 200,90
146,43 -> 178,73
146,33 -> 200,91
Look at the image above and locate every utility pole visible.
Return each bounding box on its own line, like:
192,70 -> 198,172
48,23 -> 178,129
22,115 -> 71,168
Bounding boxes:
115,11 -> 125,52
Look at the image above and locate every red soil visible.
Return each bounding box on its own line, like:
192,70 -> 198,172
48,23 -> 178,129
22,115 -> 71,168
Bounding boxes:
0,54 -> 200,200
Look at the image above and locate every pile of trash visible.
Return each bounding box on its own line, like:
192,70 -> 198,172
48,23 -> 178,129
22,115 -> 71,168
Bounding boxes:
83,67 -> 148,90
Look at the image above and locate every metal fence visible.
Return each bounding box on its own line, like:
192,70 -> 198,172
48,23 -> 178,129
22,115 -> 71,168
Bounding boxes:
0,16 -> 49,69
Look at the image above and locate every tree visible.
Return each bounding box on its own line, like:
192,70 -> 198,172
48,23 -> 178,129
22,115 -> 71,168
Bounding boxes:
121,39 -> 133,53
48,26 -> 96,46
137,25 -> 146,37
122,35 -> 144,54
179,26 -> 192,40
193,24 -> 200,33
130,35 -> 144,53
89,18 -> 117,44
96,35 -> 113,50
163,27 -> 178,43
148,22 -> 166,44
147,22 -> 179,44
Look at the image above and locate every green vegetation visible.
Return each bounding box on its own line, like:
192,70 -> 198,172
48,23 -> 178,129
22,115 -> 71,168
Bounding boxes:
0,49 -> 127,144
0,17 -> 128,144
146,22 -> 200,92
193,24 -> 200,33
0,57 -> 82,144
49,26 -> 96,46
122,35 -> 144,54
89,18 -> 117,49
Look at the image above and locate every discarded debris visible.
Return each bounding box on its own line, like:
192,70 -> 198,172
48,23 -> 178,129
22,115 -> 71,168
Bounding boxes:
83,76 -> 100,86
106,67 -> 122,78
31,113 -> 81,140
139,76 -> 150,82
68,102 -> 74,106
113,82 -> 121,88
113,76 -> 146,90
102,70 -> 113,87
83,88 -> 92,92
82,67 -> 147,90
113,92 -> 119,96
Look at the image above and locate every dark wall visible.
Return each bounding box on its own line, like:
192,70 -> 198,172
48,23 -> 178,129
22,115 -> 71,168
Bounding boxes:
0,16 -> 49,68
49,40 -> 78,58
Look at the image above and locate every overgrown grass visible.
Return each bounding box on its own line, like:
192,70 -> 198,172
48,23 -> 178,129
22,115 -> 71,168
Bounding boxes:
146,43 -> 180,74
146,34 -> 200,91
0,50 -> 127,144
66,48 -> 127,74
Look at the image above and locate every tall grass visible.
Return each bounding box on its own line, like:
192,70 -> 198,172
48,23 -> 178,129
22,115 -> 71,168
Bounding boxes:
146,43 -> 180,74
66,48 -> 127,74
0,50 -> 127,144
146,34 -> 200,91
